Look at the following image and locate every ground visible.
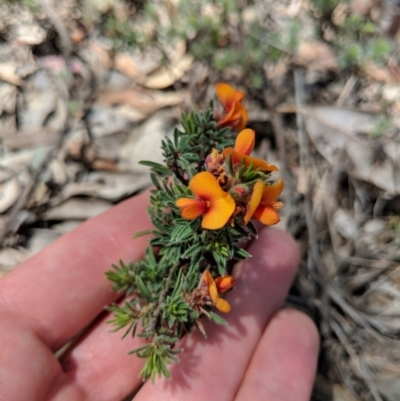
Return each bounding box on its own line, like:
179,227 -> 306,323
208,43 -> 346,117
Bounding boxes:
1,0 -> 400,400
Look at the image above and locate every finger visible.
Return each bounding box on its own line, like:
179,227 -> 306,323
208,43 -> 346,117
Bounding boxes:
0,191 -> 152,350
135,228 -> 300,401
44,228 -> 299,401
45,310 -> 147,401
235,308 -> 319,401
0,312 -> 62,401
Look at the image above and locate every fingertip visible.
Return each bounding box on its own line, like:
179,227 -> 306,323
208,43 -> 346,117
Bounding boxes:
258,227 -> 300,266
235,307 -> 319,401
271,308 -> 320,354
244,227 -> 300,283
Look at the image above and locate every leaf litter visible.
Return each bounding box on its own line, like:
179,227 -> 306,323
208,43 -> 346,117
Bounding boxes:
0,0 -> 400,400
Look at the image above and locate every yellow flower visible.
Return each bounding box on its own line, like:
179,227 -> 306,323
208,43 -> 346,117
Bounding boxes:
215,83 -> 248,130
202,271 -> 234,313
176,171 -> 235,230
222,128 -> 278,172
245,179 -> 284,225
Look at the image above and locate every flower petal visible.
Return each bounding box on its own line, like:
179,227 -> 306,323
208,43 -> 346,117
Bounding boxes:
215,297 -> 231,313
234,128 -> 255,155
215,83 -> 244,109
189,171 -> 225,202
223,148 -> 279,172
176,198 -> 206,219
216,101 -> 248,130
215,275 -> 235,293
244,180 -> 265,224
205,273 -> 219,304
260,179 -> 284,205
253,205 -> 281,225
202,193 -> 235,230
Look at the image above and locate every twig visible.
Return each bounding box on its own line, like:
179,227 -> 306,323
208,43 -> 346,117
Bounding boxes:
330,312 -> 384,401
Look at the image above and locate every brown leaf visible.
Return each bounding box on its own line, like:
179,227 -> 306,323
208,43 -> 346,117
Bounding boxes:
142,54 -> 194,89
0,63 -> 22,86
0,128 -> 59,150
97,89 -> 184,114
295,41 -> 337,71
362,62 -> 395,83
300,106 -> 400,193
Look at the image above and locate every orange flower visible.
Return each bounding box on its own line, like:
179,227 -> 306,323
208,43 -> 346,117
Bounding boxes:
215,83 -> 248,130
246,179 -> 284,225
176,171 -> 235,230
222,129 -> 278,172
202,271 -> 234,313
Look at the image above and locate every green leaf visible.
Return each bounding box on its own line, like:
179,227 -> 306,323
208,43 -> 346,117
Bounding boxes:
235,247 -> 251,260
136,275 -> 153,302
139,160 -> 172,175
150,172 -> 161,189
170,222 -> 194,243
208,311 -> 227,325
132,229 -> 154,239
159,359 -> 171,379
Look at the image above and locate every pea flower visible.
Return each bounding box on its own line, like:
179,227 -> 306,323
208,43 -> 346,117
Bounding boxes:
215,83 -> 248,130
176,171 -> 235,230
202,270 -> 234,313
223,128 -> 278,172
245,179 -> 284,225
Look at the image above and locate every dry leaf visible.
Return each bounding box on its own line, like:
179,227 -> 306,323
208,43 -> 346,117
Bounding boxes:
142,54 -> 194,89
84,172 -> 151,200
333,209 -> 358,240
114,53 -> 144,81
332,384 -> 361,401
361,354 -> 400,401
0,82 -> 17,114
43,199 -> 112,220
295,41 -> 337,72
363,62 -> 395,83
51,173 -> 151,204
300,106 -> 400,193
13,22 -> 46,45
0,247 -> 30,277
0,178 -> 21,213
0,128 -> 58,150
88,105 -> 130,138
0,63 -> 22,86
119,113 -> 173,174
98,89 -> 184,114
27,229 -> 63,255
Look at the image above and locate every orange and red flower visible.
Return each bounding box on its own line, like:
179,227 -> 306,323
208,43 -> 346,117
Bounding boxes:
223,128 -> 278,172
202,270 -> 234,313
244,179 -> 284,225
215,83 -> 248,130
176,171 -> 235,230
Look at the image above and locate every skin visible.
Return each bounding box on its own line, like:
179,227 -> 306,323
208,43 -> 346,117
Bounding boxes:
0,191 -> 319,401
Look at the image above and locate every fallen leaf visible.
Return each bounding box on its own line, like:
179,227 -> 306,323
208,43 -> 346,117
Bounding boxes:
362,62 -> 395,83
0,128 -> 59,150
114,53 -> 144,81
0,178 -> 21,213
98,89 -> 184,114
299,106 -> 400,193
0,63 -> 22,86
142,54 -> 194,89
43,199 -> 112,220
0,247 -> 30,277
295,41 -> 337,71
119,113 -> 173,174
13,22 -> 46,45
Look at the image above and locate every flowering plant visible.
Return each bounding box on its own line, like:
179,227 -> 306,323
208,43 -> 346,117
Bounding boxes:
106,84 -> 283,382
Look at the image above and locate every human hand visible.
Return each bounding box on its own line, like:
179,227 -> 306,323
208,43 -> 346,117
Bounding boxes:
0,191 -> 319,401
